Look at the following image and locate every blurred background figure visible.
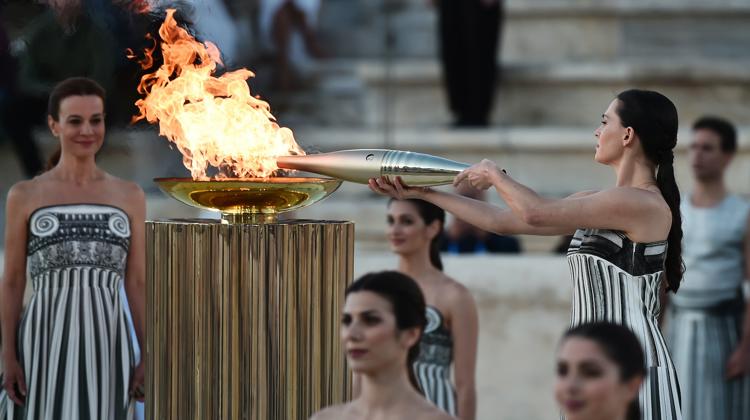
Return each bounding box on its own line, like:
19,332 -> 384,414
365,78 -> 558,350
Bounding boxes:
555,322 -> 645,420
664,117 -> 750,420
385,198 -> 478,419
1,0 -> 117,178
309,271 -> 453,420
441,183 -> 521,254
258,0 -> 325,91
433,0 -> 502,127
182,0 -> 240,66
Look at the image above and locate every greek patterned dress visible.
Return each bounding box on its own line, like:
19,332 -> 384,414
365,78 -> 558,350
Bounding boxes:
0,204 -> 135,420
665,195 -> 750,420
413,306 -> 456,416
567,228 -> 683,420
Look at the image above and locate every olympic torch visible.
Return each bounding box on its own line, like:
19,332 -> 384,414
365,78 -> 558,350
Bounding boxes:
276,149 -> 471,186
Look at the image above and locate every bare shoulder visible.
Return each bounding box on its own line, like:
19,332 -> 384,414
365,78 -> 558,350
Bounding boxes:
415,405 -> 456,420
5,179 -> 40,215
440,274 -> 475,305
107,175 -> 145,197
308,404 -> 349,420
105,175 -> 145,215
566,190 -> 598,199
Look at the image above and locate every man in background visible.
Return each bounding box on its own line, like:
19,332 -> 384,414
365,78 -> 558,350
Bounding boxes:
665,116 -> 750,420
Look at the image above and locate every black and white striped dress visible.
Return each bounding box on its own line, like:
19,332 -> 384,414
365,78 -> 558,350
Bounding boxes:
567,229 -> 683,420
413,306 -> 456,416
0,204 -> 136,420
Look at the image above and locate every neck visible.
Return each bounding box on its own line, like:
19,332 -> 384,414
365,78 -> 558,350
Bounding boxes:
52,155 -> 101,185
613,153 -> 657,189
691,177 -> 727,207
357,363 -> 419,410
397,250 -> 437,281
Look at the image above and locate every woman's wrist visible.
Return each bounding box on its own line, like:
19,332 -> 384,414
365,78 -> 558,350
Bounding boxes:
490,166 -> 507,185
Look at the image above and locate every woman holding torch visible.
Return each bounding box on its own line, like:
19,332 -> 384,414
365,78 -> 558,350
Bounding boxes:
370,89 -> 685,420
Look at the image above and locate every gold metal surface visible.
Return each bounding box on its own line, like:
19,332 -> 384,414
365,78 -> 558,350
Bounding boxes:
154,177 -> 342,223
146,220 -> 354,419
276,149 -> 471,186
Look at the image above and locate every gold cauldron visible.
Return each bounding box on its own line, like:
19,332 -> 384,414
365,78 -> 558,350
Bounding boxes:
154,176 -> 342,223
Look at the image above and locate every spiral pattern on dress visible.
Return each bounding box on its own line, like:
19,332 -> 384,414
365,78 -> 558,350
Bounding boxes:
30,213 -> 60,237
108,213 -> 131,238
424,306 -> 441,333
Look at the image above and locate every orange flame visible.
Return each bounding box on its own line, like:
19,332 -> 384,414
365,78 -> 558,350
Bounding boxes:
132,9 -> 304,179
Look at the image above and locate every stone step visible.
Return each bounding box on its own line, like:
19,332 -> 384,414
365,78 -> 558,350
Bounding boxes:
273,58 -> 750,127
318,0 -> 750,62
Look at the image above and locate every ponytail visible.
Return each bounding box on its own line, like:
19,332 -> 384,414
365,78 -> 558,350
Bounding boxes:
626,398 -> 641,420
429,233 -> 443,271
655,155 -> 684,292
45,146 -> 61,171
615,89 -> 684,292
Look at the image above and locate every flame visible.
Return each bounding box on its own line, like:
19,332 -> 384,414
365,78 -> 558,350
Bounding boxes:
132,9 -> 304,179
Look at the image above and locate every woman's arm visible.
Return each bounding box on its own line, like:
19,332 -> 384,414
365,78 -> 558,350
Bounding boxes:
455,160 -> 669,241
369,178 -> 575,236
124,185 -> 146,355
123,184 -> 147,400
448,282 -> 478,420
0,184 -> 31,404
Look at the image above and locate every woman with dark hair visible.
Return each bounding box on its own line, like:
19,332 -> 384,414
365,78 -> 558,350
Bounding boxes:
309,271 -> 454,420
0,77 -> 145,419
370,89 -> 684,419
385,199 -> 478,419
556,322 -> 646,420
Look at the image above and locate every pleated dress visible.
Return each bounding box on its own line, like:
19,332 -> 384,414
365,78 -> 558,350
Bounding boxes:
567,228 -> 683,420
0,204 -> 135,420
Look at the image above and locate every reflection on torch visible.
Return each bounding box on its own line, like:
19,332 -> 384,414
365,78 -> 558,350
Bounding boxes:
276,149 -> 470,186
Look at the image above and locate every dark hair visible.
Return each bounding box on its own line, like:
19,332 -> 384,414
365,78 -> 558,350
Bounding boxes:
692,116 -> 737,154
615,89 -> 683,292
45,77 -> 107,170
388,199 -> 446,271
562,322 -> 646,420
345,271 -> 427,391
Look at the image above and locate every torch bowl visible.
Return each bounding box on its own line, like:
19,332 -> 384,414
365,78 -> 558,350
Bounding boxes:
154,177 -> 342,223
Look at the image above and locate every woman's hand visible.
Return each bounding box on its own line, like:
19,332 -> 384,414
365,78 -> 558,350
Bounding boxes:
368,176 -> 431,200
454,159 -> 504,190
1,357 -> 27,406
129,360 -> 146,402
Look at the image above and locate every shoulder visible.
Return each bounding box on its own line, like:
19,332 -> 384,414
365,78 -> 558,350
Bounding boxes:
6,179 -> 41,215
415,406 -> 455,420
308,404 -> 348,420
565,190 -> 599,199
107,176 -> 145,197
105,176 -> 145,214
439,275 -> 476,309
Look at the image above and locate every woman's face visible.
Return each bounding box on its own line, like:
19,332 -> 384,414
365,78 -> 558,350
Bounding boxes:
593,99 -> 630,165
48,95 -> 105,161
555,337 -> 641,420
340,291 -> 419,376
386,201 -> 438,257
